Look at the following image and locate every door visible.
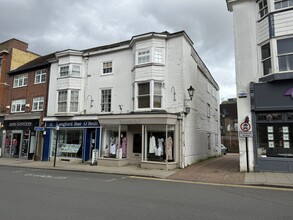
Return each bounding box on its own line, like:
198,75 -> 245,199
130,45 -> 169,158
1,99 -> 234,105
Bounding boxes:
12,132 -> 22,158
132,133 -> 142,163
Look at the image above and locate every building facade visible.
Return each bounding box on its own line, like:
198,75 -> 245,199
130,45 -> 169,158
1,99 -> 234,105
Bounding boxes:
0,39 -> 39,156
43,31 -> 220,169
1,54 -> 54,160
227,0 -> 293,172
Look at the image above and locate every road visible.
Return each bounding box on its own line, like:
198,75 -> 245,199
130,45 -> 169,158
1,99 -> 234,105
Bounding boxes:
0,166 -> 292,220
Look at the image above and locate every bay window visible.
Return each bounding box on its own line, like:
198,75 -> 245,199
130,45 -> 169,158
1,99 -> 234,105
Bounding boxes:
277,38 -> 293,72
261,43 -> 272,75
59,64 -> 81,77
137,81 -> 162,110
57,90 -> 79,113
259,0 -> 268,19
135,48 -> 165,65
275,0 -> 293,9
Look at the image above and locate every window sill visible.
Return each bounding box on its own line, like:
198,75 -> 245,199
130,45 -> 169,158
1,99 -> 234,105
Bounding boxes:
132,62 -> 165,71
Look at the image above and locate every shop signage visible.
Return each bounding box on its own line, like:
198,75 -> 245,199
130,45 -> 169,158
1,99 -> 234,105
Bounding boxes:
45,120 -> 100,128
34,126 -> 45,131
239,131 -> 253,138
284,88 -> 293,98
4,120 -> 39,130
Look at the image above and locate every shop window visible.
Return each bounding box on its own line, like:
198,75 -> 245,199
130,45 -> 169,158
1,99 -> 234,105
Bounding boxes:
52,129 -> 83,158
101,89 -> 112,112
100,127 -> 127,159
145,125 -> 175,162
257,113 -> 282,121
32,96 -> 44,111
287,113 -> 293,120
35,69 -> 46,84
257,123 -> 293,158
13,73 -> 28,88
11,99 -> 26,113
277,38 -> 293,72
261,43 -> 271,75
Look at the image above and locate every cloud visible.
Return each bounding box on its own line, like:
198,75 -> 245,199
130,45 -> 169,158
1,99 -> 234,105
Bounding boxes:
0,0 -> 235,100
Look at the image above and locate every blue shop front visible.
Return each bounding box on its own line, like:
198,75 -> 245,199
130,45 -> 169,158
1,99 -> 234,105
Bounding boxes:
43,120 -> 100,162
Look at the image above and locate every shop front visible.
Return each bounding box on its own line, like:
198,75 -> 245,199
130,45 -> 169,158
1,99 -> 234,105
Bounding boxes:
43,120 -> 100,162
3,117 -> 40,159
251,79 -> 293,172
98,113 -> 179,170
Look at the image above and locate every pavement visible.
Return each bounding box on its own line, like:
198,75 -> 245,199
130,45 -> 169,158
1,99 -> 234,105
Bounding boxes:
1,154 -> 293,188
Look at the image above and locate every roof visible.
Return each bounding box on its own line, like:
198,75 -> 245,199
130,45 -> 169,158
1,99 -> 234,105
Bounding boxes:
8,53 -> 55,75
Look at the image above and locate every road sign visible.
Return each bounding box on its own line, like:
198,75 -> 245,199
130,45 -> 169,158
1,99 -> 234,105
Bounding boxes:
34,127 -> 45,131
240,122 -> 251,132
239,131 -> 253,138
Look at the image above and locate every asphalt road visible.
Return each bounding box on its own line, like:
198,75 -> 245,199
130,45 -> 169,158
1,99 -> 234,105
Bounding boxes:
0,166 -> 292,220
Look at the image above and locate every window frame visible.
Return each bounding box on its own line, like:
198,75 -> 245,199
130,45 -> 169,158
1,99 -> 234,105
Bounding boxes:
261,42 -> 272,75
136,81 -> 163,110
275,0 -> 293,10
57,89 -> 80,113
13,73 -> 28,88
35,69 -> 46,84
277,37 -> 293,72
136,49 -> 151,65
102,61 -> 113,75
32,96 -> 44,111
59,64 -> 81,77
259,0 -> 268,19
100,89 -> 112,113
11,99 -> 26,113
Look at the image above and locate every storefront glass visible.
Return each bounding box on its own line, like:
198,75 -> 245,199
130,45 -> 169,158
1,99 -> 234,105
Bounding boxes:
51,129 -> 83,158
256,113 -> 293,158
144,125 -> 175,162
100,125 -> 127,159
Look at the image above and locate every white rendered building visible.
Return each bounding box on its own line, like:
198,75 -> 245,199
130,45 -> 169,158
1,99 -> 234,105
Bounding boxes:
227,0 -> 293,172
43,31 -> 220,169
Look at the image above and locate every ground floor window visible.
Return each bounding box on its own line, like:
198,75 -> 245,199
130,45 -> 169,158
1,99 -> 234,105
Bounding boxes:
51,129 -> 83,158
144,125 -> 175,162
257,123 -> 293,158
100,125 -> 127,159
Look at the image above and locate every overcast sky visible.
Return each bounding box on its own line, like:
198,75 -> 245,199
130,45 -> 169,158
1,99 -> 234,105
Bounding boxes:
0,0 -> 235,101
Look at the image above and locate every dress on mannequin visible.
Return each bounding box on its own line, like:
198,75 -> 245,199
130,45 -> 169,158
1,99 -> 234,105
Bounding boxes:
121,136 -> 127,157
156,138 -> 164,156
166,137 -> 173,160
149,135 -> 156,154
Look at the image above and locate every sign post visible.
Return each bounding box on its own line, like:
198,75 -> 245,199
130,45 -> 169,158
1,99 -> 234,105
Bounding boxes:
239,117 -> 252,173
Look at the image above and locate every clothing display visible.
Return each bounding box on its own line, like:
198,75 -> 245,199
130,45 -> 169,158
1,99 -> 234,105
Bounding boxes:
156,138 -> 164,156
166,136 -> 173,160
149,135 -> 156,153
121,137 -> 127,157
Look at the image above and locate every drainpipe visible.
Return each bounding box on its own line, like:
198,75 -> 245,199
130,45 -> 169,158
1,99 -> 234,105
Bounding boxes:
178,113 -> 184,168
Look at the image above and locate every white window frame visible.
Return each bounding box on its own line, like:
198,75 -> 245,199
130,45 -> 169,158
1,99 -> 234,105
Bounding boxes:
135,81 -> 163,110
100,89 -> 112,113
35,69 -> 46,84
13,73 -> 28,88
137,49 -> 151,65
59,64 -> 81,77
275,0 -> 293,10
154,49 -> 164,64
11,99 -> 26,113
32,96 -> 44,111
277,37 -> 293,72
102,61 -> 113,75
57,90 -> 80,113
259,0 -> 268,19
261,42 -> 272,75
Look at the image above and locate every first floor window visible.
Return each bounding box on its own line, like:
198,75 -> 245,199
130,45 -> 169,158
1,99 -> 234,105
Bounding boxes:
259,0 -> 268,18
33,97 -> 44,111
59,65 -> 81,77
11,99 -> 25,113
101,89 -> 111,112
57,90 -> 79,113
137,81 -> 162,109
137,49 -> 150,64
13,73 -> 28,88
261,43 -> 271,75
275,0 -> 293,9
277,37 -> 293,72
138,83 -> 150,108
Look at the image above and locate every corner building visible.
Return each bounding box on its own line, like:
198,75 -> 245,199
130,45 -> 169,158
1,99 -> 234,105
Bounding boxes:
43,31 -> 220,169
227,0 -> 293,172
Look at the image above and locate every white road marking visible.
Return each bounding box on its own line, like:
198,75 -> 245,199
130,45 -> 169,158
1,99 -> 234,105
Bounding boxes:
24,173 -> 67,180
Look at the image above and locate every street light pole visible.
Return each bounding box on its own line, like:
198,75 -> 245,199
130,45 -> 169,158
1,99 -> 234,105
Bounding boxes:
53,125 -> 59,167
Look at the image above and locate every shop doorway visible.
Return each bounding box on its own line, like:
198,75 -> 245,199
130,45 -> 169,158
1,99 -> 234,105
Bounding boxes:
11,132 -> 22,158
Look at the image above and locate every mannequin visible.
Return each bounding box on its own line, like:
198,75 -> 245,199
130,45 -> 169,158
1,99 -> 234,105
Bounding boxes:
149,135 -> 156,154
166,136 -> 173,160
156,137 -> 164,156
121,135 -> 127,158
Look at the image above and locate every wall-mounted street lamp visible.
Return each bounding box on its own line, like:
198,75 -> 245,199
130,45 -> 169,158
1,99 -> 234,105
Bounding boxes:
183,86 -> 195,114
0,82 -> 10,86
53,125 -> 59,167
